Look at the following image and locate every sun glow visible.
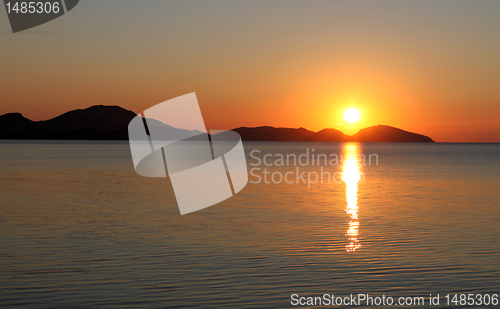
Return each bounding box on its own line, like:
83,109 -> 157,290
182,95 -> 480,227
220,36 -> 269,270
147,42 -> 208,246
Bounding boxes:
344,108 -> 360,123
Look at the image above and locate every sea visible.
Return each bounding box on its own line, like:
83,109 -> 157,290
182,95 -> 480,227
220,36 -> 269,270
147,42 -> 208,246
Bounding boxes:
0,141 -> 499,308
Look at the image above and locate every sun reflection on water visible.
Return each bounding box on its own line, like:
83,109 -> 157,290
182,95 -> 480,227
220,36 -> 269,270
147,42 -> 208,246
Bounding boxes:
341,143 -> 362,252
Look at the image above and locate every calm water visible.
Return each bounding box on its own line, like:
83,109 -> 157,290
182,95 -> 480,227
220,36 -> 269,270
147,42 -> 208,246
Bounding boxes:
0,141 -> 499,308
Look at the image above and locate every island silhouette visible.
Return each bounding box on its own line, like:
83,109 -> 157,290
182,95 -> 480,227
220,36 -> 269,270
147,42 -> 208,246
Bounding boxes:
0,105 -> 434,142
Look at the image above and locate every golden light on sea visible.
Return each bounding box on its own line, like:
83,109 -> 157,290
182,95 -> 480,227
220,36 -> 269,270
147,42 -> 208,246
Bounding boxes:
341,143 -> 362,252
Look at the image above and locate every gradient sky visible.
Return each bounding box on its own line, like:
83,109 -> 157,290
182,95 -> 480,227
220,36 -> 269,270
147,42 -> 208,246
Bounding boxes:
1,0 -> 499,142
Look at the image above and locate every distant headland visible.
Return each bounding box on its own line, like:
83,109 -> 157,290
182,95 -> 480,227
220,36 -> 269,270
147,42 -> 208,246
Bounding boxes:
0,105 -> 434,142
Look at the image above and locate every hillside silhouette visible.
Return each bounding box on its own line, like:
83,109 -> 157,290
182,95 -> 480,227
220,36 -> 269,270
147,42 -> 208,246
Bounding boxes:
0,106 -> 135,140
352,125 -> 434,142
232,126 -> 433,142
0,105 -> 434,142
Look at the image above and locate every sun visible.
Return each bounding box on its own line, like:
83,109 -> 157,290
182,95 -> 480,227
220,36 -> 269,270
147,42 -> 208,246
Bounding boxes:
344,108 -> 360,123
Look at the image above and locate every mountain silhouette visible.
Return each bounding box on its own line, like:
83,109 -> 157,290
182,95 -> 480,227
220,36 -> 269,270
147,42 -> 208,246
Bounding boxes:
305,128 -> 348,142
231,126 -> 433,142
352,125 -> 434,142
0,105 -> 434,142
0,105 -> 136,140
232,126 -> 315,141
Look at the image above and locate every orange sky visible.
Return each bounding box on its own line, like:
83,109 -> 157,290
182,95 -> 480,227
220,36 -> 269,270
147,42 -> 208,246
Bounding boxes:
1,1 -> 499,142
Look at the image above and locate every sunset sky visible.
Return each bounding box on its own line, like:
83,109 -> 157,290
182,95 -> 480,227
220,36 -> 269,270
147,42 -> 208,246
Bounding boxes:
1,0 -> 499,142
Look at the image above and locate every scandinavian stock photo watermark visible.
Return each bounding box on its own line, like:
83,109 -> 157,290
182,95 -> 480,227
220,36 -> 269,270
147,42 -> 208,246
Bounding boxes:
3,0 -> 80,33
290,293 -> 499,307
128,92 -> 380,215
248,148 -> 378,187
